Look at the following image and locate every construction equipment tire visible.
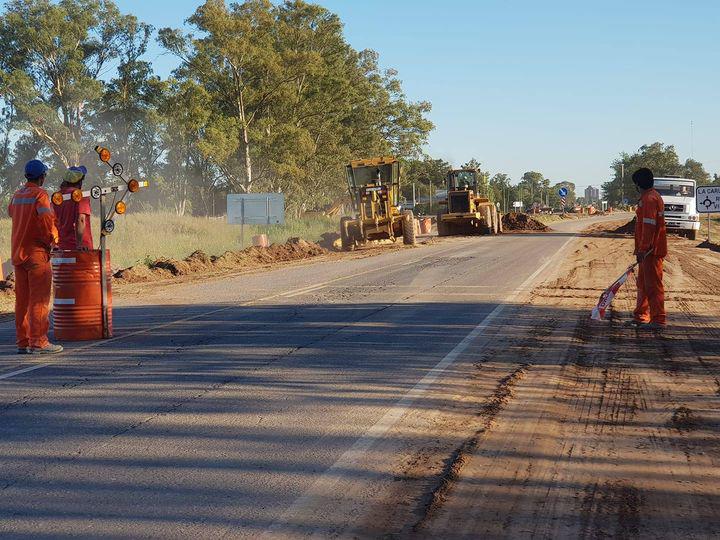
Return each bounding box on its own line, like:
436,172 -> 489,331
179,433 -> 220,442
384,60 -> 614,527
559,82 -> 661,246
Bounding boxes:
436,212 -> 450,236
491,207 -> 499,234
402,210 -> 417,245
480,206 -> 493,234
340,217 -> 354,251
687,229 -> 697,241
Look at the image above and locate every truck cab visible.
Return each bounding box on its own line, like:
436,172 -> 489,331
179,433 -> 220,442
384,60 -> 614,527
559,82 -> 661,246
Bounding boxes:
653,177 -> 700,240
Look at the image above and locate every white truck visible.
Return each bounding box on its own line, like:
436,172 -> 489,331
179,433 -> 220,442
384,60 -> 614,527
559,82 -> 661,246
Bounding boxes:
654,176 -> 701,240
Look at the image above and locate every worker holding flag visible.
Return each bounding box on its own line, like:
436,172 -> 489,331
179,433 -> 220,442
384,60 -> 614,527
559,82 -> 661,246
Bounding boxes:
630,167 -> 667,329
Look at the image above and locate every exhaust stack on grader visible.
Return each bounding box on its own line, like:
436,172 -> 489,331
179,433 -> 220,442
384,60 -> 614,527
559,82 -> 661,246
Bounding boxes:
340,157 -> 416,250
437,169 -> 502,236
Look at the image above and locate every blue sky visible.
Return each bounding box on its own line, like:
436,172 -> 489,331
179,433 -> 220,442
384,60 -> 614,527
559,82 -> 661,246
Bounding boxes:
118,0 -> 720,191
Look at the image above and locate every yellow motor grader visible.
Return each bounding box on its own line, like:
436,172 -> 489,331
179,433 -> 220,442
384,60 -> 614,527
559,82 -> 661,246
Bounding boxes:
436,169 -> 502,236
340,156 -> 416,250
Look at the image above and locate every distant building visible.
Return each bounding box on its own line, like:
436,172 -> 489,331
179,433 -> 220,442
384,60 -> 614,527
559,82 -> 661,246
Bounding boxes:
584,185 -> 600,203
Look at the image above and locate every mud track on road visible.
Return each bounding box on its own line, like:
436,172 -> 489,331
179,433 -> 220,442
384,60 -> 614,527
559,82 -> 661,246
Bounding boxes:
362,223 -> 720,539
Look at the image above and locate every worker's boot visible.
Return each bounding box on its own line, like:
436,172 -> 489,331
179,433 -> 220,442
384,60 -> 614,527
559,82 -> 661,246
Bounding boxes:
31,343 -> 64,355
17,347 -> 31,354
622,319 -> 643,328
639,322 -> 666,332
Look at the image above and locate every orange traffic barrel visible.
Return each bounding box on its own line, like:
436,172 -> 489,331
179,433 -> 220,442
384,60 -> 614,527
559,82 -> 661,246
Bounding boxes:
419,217 -> 432,234
51,250 -> 112,341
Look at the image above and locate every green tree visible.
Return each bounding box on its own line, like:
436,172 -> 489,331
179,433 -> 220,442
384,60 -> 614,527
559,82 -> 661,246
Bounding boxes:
518,171 -> 544,208
0,0 -> 152,167
549,181 -> 576,209
489,172 -> 512,212
402,156 -> 450,202
160,0 -> 433,214
94,16 -> 159,177
603,142 -> 710,204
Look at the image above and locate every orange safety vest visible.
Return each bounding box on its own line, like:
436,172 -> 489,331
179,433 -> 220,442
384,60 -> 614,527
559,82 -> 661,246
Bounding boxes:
634,188 -> 667,258
8,182 -> 59,265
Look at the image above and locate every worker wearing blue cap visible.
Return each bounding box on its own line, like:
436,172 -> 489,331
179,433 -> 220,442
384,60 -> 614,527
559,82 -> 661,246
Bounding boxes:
55,165 -> 94,251
8,159 -> 62,354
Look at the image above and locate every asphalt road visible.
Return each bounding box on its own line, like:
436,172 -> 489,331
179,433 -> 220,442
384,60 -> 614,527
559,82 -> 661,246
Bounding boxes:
0,214 -> 627,538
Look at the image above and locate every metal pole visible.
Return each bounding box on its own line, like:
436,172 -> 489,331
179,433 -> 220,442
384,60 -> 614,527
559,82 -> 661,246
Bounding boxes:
429,182 -> 433,213
412,183 -> 416,208
99,194 -> 109,339
266,196 -> 270,242
240,198 -> 245,249
621,163 -> 624,207
708,212 -> 711,242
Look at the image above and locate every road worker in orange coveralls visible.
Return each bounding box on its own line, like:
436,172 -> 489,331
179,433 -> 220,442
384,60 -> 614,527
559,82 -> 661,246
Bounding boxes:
630,167 -> 667,330
8,160 -> 63,354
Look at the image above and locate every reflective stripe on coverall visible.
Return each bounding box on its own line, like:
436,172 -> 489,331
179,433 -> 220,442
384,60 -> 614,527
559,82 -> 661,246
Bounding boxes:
633,188 -> 667,325
8,183 -> 59,348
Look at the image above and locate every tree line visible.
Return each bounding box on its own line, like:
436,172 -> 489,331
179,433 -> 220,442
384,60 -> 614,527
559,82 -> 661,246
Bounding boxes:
0,0 -> 433,217
602,142 -> 716,205
402,156 -> 577,213
1,1 -> 715,219
404,141 -> 717,214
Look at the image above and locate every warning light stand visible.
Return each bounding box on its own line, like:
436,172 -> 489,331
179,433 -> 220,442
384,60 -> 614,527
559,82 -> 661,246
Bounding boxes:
51,146 -> 150,338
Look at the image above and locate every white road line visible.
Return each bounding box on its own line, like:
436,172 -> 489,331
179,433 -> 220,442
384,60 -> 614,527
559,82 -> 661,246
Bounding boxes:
283,284 -> 328,298
0,241 -> 474,381
266,235 -> 575,535
0,363 -> 51,380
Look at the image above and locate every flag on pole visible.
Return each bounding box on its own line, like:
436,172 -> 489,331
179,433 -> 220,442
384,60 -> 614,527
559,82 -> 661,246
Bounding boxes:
591,266 -> 635,321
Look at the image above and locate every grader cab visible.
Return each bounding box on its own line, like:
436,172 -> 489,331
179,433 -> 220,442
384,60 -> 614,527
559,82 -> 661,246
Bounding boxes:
340,157 -> 416,250
437,169 -> 502,236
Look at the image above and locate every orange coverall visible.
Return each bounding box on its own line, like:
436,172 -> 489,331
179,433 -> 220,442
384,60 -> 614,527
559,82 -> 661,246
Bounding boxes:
8,183 -> 59,348
633,188 -> 667,325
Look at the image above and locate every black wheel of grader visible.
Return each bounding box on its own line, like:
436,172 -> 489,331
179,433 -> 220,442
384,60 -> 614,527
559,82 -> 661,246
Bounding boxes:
402,210 -> 417,245
340,217 -> 355,251
436,212 -> 450,236
687,229 -> 698,241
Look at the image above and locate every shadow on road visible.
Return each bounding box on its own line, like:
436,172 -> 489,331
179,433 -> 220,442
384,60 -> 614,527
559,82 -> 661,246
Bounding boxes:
0,297 -> 718,537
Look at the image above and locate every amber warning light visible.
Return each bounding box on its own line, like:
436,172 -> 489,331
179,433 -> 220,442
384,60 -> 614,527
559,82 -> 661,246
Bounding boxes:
95,146 -> 111,163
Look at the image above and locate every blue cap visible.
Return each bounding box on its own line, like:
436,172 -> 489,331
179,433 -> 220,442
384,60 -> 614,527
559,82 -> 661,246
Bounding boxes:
25,159 -> 48,180
69,165 -> 87,176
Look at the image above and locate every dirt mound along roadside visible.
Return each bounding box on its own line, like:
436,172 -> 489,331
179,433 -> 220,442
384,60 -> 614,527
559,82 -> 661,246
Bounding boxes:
318,231 -> 342,251
612,218 -> 636,235
502,212 -> 549,231
114,238 -> 327,283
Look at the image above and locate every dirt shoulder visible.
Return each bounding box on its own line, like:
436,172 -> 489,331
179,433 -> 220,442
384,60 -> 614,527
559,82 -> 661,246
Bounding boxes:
0,237 -> 428,314
362,221 -> 720,538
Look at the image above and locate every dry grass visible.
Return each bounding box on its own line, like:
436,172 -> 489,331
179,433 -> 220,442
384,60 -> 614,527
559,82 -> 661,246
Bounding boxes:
0,212 -> 337,270
533,213 -> 579,225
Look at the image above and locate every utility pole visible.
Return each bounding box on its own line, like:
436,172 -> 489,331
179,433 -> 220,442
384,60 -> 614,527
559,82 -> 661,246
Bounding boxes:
690,120 -> 694,159
620,163 -> 624,207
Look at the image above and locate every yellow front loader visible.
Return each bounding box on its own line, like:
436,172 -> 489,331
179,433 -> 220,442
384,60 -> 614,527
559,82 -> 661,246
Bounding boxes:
340,157 -> 416,250
437,169 -> 502,236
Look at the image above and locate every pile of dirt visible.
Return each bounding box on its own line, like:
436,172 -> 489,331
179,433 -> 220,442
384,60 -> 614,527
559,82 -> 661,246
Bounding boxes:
502,213 -> 549,231
318,231 -> 342,251
612,218 -> 636,235
114,237 -> 327,283
0,271 -> 14,293
0,274 -> 14,310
